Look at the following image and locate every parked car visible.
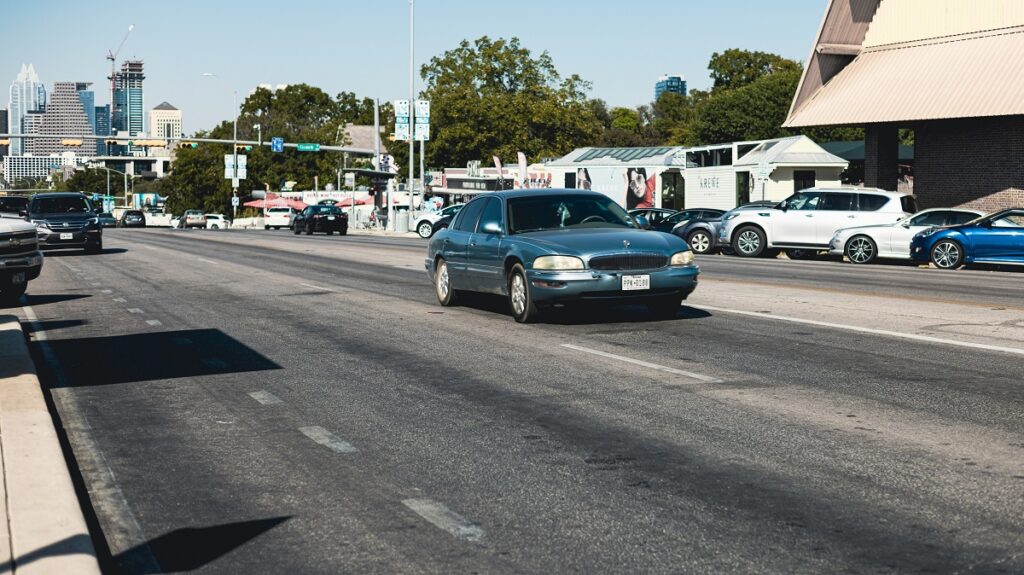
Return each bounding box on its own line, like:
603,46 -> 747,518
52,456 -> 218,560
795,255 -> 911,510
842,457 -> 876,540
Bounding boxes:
292,205 -> 348,235
96,212 -> 117,227
910,208 -> 1024,269
426,189 -> 699,323
205,214 -> 230,230
0,216 -> 43,304
181,210 -> 206,229
27,192 -> 103,253
719,188 -> 916,258
414,203 -> 464,238
265,207 -> 295,230
628,208 -> 678,230
829,208 -> 983,264
674,201 -> 779,255
0,195 -> 29,219
118,210 -> 147,228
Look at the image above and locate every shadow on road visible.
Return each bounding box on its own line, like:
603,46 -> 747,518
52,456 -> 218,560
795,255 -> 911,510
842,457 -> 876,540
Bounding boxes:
451,292 -> 712,325
114,516 -> 290,574
0,533 -> 95,573
43,248 -> 128,257
39,328 -> 282,387
0,293 -> 91,310
24,318 -> 88,333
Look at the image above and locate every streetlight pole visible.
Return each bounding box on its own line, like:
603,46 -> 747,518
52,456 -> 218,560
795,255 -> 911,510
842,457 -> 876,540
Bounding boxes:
202,72 -> 239,219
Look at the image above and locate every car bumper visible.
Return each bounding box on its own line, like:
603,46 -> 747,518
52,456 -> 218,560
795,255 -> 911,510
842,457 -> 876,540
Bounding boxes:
36,228 -> 101,248
909,244 -> 930,262
0,251 -> 43,281
526,266 -> 699,303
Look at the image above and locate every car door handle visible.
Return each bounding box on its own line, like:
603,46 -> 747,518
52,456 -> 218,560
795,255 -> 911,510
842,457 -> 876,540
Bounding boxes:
805,214 -> 814,218
847,215 -> 856,218
469,241 -> 477,246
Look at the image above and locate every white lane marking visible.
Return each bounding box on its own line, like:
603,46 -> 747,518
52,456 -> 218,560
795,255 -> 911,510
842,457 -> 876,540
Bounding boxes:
20,303 -> 163,572
561,343 -> 721,383
402,499 -> 484,542
101,289 -> 112,294
298,426 -> 358,453
90,283 -> 101,287
695,304 -> 1024,357
145,319 -> 162,327
298,283 -> 335,292
196,257 -> 219,265
126,308 -> 143,314
249,391 -> 284,405
112,298 -> 127,303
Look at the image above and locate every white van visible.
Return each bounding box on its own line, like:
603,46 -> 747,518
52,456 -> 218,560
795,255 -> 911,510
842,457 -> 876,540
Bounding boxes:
264,207 -> 296,230
718,188 -> 916,257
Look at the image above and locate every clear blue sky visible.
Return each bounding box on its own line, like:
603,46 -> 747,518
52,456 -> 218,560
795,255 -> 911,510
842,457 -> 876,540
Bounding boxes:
6,0 -> 828,135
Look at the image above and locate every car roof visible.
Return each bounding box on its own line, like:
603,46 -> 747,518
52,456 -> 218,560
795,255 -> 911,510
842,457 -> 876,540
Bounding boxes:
478,188 -> 611,200
803,187 -> 911,198
31,192 -> 88,198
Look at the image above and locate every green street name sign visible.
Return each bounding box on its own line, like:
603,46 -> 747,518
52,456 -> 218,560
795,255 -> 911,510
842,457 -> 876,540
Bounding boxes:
297,143 -> 320,152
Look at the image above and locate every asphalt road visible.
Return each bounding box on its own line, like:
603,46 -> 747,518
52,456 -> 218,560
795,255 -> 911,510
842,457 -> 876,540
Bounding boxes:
10,228 -> 1024,574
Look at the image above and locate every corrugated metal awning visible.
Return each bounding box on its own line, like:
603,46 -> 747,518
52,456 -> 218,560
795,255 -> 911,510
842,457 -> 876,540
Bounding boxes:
785,27 -> 1024,127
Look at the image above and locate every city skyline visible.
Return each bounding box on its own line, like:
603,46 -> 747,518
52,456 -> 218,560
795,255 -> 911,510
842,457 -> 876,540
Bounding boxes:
5,0 -> 827,135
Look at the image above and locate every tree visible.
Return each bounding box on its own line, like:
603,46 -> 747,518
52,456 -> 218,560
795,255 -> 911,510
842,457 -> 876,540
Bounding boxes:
708,49 -> 801,92
689,66 -> 803,144
419,36 -> 600,171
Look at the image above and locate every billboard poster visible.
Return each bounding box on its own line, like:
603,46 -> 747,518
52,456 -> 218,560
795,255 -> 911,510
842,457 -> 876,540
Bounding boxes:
565,166 -> 658,209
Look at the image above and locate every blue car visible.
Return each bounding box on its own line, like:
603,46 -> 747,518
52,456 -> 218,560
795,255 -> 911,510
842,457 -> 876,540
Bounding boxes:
424,189 -> 700,322
910,208 -> 1024,269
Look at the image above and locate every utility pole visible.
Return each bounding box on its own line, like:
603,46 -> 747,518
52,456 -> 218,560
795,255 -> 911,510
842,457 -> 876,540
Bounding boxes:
419,139 -> 424,209
404,0 -> 415,230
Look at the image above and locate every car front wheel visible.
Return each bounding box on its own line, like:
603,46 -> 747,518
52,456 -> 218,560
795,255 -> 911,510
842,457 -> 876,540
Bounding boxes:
435,258 -> 458,306
931,239 -> 963,269
687,230 -> 712,254
732,226 -> 765,257
845,235 -> 877,264
508,263 -> 540,323
417,221 -> 433,238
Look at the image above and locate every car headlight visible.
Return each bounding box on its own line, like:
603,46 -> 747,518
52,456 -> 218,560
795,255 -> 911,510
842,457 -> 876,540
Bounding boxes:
724,212 -> 739,220
670,251 -> 695,266
31,220 -> 48,229
87,217 -> 99,225
532,255 -> 584,271
917,227 -> 938,239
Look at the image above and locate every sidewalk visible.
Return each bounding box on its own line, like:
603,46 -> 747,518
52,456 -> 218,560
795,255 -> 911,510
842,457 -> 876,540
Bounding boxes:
0,315 -> 100,575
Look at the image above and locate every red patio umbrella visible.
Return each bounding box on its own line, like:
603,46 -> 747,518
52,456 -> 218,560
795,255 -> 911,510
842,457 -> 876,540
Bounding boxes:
335,197 -> 371,207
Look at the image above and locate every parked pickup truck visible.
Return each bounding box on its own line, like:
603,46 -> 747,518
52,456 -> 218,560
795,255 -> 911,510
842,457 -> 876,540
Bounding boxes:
0,217 -> 43,304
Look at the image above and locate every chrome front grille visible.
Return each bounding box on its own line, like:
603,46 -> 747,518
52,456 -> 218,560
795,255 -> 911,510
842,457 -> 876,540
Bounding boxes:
588,252 -> 668,271
45,221 -> 86,231
0,231 -> 38,256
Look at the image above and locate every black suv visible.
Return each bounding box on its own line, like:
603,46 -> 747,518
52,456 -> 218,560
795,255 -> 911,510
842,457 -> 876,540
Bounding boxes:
28,192 -> 103,253
0,195 -> 30,219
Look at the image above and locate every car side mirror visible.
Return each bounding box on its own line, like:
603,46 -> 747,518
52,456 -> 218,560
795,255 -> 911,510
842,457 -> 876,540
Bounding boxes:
901,220 -> 911,228
633,215 -> 651,229
480,221 -> 502,235
779,204 -> 788,212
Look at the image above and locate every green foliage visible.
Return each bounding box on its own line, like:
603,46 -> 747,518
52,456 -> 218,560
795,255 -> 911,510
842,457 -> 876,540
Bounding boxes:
419,36 -> 600,170
689,66 -> 803,144
708,49 -> 801,92
55,169 -> 128,197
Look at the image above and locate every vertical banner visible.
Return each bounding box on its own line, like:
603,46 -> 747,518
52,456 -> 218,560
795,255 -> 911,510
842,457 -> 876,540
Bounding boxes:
517,152 -> 528,189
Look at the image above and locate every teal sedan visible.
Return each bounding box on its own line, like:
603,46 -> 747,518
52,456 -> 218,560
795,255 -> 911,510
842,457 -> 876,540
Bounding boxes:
425,189 -> 699,323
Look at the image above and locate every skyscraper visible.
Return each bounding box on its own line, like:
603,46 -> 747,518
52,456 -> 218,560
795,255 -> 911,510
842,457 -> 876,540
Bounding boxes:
0,110 -> 8,159
112,60 -> 144,154
25,81 -> 94,156
7,64 -> 46,155
654,74 -> 687,101
95,104 -> 110,156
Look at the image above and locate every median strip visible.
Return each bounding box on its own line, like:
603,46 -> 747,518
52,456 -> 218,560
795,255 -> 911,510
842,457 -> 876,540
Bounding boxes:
561,344 -> 721,383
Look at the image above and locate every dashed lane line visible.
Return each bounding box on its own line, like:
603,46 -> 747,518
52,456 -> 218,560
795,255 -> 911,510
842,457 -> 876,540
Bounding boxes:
561,343 -> 722,384
298,283 -> 336,292
145,319 -> 162,327
402,499 -> 484,542
126,308 -> 143,314
298,426 -> 358,453
248,391 -> 284,406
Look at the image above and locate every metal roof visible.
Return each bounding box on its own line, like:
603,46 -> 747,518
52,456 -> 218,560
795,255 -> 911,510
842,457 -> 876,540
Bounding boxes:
820,141 -> 915,161
732,136 -> 848,167
547,147 -> 680,166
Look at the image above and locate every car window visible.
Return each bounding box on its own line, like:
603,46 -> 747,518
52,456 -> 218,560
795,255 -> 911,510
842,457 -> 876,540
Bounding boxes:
781,191 -> 821,211
858,194 -> 889,212
991,213 -> 1024,228
475,198 -> 503,233
909,211 -> 947,226
818,193 -> 857,211
441,205 -> 460,217
947,212 -> 979,226
900,196 -> 919,213
702,210 -> 725,219
31,196 -> 91,214
508,194 -> 636,233
453,198 -> 486,232
0,197 -> 28,212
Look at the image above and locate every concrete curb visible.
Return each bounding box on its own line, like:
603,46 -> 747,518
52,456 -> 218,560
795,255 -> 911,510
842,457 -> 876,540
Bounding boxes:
0,315 -> 100,575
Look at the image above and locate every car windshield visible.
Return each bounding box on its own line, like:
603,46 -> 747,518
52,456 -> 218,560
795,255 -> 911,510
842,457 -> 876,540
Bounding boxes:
508,194 -> 636,234
0,197 -> 28,212
32,196 -> 91,214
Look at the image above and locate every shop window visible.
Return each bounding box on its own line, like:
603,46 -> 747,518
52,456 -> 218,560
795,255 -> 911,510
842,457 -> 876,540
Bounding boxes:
793,170 -> 816,192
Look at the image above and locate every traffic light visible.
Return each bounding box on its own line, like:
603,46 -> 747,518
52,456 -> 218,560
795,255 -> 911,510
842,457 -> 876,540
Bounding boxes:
104,139 -> 120,145
179,141 -> 198,149
235,144 -> 252,152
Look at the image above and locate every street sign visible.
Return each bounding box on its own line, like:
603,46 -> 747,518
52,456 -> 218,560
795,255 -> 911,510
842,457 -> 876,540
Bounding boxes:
271,137 -> 284,153
414,99 -> 430,141
414,123 -> 430,141
395,99 -> 412,142
231,196 -> 239,207
296,143 -> 320,152
224,155 -> 247,179
395,123 -> 411,141
394,99 -> 410,117
344,173 -> 355,188
757,160 -> 770,180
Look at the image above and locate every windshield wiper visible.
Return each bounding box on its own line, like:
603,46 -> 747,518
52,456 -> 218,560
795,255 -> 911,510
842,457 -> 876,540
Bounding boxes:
513,227 -> 553,234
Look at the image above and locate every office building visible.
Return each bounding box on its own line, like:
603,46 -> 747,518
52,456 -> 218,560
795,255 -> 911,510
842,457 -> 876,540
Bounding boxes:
24,81 -> 94,156
3,154 -> 77,184
654,75 -> 687,101
149,102 -> 181,140
112,60 -> 145,154
0,109 -> 7,158
7,64 -> 46,155
94,104 -> 110,155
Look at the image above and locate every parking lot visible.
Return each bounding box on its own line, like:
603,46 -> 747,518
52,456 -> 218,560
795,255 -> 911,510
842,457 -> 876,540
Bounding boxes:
10,227 -> 1024,573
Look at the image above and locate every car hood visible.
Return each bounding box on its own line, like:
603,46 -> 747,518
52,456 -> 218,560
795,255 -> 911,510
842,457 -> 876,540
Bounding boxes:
514,227 -> 688,255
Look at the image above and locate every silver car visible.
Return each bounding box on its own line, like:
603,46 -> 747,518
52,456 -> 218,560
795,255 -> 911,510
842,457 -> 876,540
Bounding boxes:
829,208 -> 983,264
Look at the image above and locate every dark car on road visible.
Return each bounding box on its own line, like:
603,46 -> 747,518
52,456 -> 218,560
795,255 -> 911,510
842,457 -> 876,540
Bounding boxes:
118,210 -> 147,228
293,205 -> 348,235
27,192 -> 103,253
0,195 -> 30,219
97,212 -> 117,227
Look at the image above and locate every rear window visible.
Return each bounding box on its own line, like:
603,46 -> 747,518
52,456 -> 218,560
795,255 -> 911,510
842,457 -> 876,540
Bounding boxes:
0,197 -> 28,212
857,194 -> 889,212
309,206 -> 342,215
268,208 -> 291,213
900,196 -> 918,213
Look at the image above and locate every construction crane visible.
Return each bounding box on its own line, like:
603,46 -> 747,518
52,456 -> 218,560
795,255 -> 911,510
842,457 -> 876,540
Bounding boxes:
106,24 -> 134,146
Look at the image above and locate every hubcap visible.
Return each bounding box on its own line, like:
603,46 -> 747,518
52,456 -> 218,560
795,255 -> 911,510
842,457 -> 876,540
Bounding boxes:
511,273 -> 526,315
848,238 -> 873,263
437,262 -> 450,299
419,223 -> 431,237
737,230 -> 760,254
691,233 -> 710,253
934,242 -> 960,268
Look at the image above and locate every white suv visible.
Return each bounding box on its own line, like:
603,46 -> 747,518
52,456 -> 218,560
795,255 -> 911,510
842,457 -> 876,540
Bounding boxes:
265,207 -> 295,230
719,188 -> 916,258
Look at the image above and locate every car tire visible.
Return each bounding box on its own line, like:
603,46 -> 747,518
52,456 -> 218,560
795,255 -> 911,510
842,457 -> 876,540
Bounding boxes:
732,226 -> 766,257
786,249 -> 815,260
305,224 -> 313,235
326,230 -> 333,236
211,224 -> 219,230
930,239 -> 963,270
687,230 -> 713,254
845,235 -> 877,264
648,295 -> 681,319
508,263 -> 540,323
417,221 -> 433,239
0,282 -> 27,306
293,224 -> 301,235
435,258 -> 459,306
264,225 -> 270,230
340,229 -> 347,236
85,238 -> 102,254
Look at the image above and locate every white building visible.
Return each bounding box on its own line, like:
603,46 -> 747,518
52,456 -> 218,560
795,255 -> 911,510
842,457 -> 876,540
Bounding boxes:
148,102 -> 182,140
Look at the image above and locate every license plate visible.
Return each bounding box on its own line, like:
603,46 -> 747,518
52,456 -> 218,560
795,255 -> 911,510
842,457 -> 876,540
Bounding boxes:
327,216 -> 336,221
621,274 -> 650,291
60,233 -> 73,240
11,272 -> 25,285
